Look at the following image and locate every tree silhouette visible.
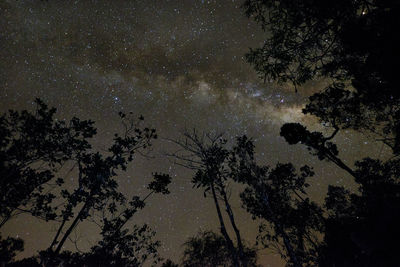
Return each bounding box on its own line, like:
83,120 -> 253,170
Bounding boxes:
169,132 -> 324,267
161,259 -> 179,267
168,130 -> 250,267
244,1 -> 400,266
41,111 -> 165,261
0,234 -> 24,265
243,0 -> 397,92
318,158 -> 400,267
80,224 -> 161,266
182,230 -> 231,267
182,231 -> 259,267
80,173 -> 172,266
279,111 -> 400,267
230,136 -> 323,267
0,98 -> 96,228
244,0 -> 399,154
0,99 -> 171,266
280,123 -> 356,178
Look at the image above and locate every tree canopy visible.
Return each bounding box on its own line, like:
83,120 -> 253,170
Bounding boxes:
244,0 -> 399,154
0,99 -> 171,266
244,0 -> 400,266
182,231 -> 259,267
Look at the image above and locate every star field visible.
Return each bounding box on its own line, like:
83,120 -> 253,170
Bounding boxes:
0,0 -> 389,265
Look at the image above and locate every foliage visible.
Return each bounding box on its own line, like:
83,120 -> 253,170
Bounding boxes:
182,231 -> 259,267
244,0 -> 399,153
0,98 -> 96,227
279,123 -> 400,266
243,0 -> 397,89
0,234 -> 24,264
161,259 -> 179,267
0,99 -> 171,266
182,231 -> 231,267
230,136 -> 323,267
84,224 -> 162,266
245,1 -> 400,266
319,158 -> 400,267
171,133 -> 325,267
169,131 -> 247,267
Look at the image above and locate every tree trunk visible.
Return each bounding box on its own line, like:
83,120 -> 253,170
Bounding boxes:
54,201 -> 90,255
261,192 -> 302,267
210,183 -> 240,267
0,214 -> 11,229
327,151 -> 357,179
49,217 -> 67,250
220,186 -> 246,266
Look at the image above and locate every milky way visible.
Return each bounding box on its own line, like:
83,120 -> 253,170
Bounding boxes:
0,0 -> 387,265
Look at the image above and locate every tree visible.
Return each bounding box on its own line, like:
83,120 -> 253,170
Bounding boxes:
0,98 -> 96,228
39,110 -> 166,261
280,123 -> 355,178
279,124 -> 400,266
318,158 -> 400,267
245,1 -> 400,266
168,130 -> 250,267
243,0 -> 397,90
230,136 -> 323,267
0,99 -> 171,266
169,132 -> 322,267
243,0 -> 399,152
0,234 -> 24,265
78,224 -> 162,266
182,231 -> 259,267
161,259 -> 179,267
182,231 -> 232,267
80,173 -> 172,266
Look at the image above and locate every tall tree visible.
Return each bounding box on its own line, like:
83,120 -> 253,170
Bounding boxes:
230,136 -> 323,267
243,0 -> 399,152
0,98 -> 96,228
168,130 -> 248,267
244,1 -> 400,266
0,99 -> 171,266
43,111 -> 160,257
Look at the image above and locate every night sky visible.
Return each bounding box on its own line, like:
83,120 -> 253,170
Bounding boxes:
0,0 -> 390,266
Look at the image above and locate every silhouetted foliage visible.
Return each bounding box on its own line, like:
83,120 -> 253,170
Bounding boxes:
245,1 -> 400,266
318,158 -> 400,267
243,0 -> 397,90
182,231 -> 259,267
279,123 -> 400,266
0,234 -> 24,264
170,132 -> 326,267
229,136 -> 323,267
182,231 -> 231,267
161,259 -> 179,267
83,223 -> 162,266
244,0 -> 399,154
1,99 -> 171,266
0,98 -> 96,228
169,130 -> 248,267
